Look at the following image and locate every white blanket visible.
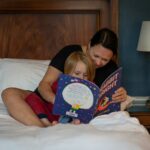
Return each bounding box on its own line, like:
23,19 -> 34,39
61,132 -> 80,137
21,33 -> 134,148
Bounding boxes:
0,103 -> 150,150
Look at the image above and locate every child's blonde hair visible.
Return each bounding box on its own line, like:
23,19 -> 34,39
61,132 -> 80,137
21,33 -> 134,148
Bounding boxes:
64,51 -> 95,81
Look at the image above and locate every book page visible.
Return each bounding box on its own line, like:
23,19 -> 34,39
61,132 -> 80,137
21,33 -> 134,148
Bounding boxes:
95,67 -> 122,116
53,74 -> 99,123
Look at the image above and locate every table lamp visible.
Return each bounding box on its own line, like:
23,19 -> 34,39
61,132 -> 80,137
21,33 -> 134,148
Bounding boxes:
137,21 -> 150,52
137,21 -> 150,108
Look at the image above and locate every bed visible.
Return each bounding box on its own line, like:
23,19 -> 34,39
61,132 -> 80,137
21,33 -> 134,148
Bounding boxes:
0,0 -> 150,150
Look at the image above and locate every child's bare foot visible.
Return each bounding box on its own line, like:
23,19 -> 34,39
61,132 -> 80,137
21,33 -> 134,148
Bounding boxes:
52,121 -> 58,126
71,119 -> 80,125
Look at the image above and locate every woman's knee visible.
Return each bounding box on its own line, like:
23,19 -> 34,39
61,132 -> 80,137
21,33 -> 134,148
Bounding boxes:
1,87 -> 30,103
1,88 -> 14,100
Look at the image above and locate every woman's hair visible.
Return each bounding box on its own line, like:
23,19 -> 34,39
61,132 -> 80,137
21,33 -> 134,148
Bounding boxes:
90,28 -> 118,55
64,51 -> 95,81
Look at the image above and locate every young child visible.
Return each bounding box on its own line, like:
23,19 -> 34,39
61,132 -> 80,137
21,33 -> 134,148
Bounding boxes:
25,51 -> 95,126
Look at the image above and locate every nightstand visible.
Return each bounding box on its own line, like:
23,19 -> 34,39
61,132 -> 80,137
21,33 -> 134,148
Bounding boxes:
127,105 -> 150,133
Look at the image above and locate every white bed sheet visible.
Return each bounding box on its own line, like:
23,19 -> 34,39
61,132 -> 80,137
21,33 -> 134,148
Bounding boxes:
0,103 -> 150,150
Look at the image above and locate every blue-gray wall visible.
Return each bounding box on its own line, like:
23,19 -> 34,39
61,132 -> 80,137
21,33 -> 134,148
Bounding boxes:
119,0 -> 150,96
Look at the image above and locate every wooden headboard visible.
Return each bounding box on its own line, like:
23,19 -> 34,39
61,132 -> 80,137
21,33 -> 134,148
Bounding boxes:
0,0 -> 118,60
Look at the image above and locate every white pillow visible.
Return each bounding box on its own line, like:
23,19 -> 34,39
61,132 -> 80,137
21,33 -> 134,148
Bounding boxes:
0,58 -> 50,103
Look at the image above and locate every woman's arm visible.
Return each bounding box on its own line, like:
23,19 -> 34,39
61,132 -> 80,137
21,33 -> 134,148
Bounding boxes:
38,66 -> 62,104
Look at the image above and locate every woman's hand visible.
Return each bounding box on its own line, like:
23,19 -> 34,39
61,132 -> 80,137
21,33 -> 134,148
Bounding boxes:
112,87 -> 127,102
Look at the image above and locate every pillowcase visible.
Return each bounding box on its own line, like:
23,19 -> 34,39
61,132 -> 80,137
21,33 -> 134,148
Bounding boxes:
0,58 -> 50,103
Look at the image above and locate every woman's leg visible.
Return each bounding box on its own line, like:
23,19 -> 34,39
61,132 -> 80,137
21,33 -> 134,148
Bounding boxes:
2,88 -> 44,127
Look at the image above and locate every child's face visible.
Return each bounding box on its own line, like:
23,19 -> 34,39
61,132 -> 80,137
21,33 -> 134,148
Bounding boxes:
70,61 -> 88,80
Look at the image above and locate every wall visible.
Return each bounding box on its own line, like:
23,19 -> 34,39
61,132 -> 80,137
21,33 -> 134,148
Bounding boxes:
119,0 -> 150,96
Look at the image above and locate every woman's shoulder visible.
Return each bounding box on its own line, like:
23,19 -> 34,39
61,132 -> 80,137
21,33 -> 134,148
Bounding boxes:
53,44 -> 82,58
52,44 -> 82,59
50,44 -> 82,72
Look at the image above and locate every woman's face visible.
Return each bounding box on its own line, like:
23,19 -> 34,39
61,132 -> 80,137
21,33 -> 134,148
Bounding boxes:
88,44 -> 113,68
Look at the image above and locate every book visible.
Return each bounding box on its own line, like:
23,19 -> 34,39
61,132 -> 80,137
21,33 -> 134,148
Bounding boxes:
53,67 -> 122,123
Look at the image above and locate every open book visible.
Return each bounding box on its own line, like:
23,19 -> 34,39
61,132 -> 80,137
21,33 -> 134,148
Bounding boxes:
53,67 -> 122,123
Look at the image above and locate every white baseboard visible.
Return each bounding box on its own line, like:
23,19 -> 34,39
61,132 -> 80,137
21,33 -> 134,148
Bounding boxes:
132,96 -> 150,101
131,96 -> 150,106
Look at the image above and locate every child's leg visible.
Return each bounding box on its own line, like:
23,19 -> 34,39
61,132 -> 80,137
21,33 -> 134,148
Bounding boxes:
25,93 -> 48,117
47,103 -> 60,122
25,92 -> 59,123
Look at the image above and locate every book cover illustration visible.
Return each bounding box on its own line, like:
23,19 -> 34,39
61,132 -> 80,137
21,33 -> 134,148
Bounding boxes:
52,74 -> 100,123
94,67 -> 122,116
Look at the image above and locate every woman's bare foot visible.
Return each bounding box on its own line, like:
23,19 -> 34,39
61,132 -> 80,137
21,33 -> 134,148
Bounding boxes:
40,118 -> 51,127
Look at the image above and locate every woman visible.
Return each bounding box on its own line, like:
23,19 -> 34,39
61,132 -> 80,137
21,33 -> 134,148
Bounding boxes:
2,28 -> 127,127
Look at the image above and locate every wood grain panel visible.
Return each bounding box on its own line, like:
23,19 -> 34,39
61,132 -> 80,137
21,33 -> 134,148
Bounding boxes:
0,13 -> 97,59
0,0 -> 118,59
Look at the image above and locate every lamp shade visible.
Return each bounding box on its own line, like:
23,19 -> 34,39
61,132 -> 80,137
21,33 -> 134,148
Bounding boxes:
137,21 -> 150,52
